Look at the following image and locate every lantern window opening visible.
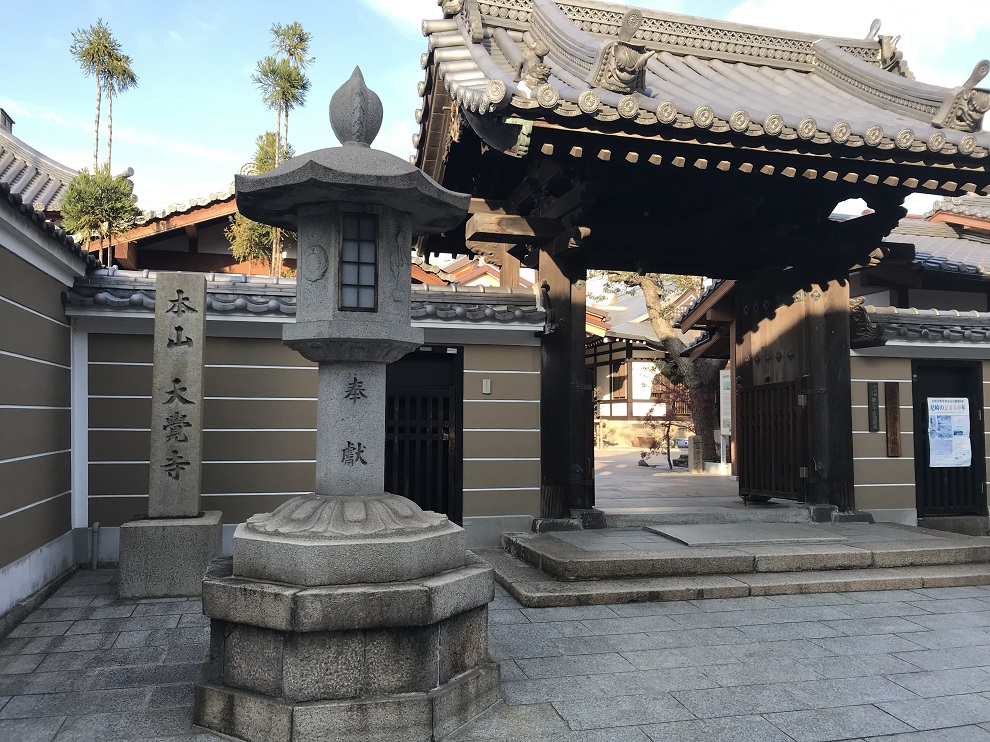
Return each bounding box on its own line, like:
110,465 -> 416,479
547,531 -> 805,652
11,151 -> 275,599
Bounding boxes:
339,213 -> 378,312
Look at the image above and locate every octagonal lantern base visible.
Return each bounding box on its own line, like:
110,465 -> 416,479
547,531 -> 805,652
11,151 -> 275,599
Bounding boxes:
194,556 -> 500,742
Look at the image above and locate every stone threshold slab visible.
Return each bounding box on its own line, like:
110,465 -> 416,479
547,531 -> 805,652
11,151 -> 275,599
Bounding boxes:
645,523 -> 848,547
476,548 -> 990,608
501,531 -> 990,580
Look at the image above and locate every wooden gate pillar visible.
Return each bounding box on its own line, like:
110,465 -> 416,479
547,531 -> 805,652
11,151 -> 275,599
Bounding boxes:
539,248 -> 594,518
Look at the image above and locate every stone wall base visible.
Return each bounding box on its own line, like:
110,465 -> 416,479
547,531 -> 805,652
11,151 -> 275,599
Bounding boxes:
118,511 -> 222,598
195,662 -> 500,742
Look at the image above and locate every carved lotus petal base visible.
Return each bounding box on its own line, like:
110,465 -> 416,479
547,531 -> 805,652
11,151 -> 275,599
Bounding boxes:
245,493 -> 449,540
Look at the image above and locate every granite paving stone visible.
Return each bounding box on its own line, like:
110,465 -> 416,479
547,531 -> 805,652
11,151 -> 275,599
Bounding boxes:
907,598 -> 990,613
47,708 -> 199,741
866,727 -> 990,741
87,661 -> 201,690
879,693 -> 990,729
489,608 -> 529,624
824,601 -> 934,620
764,704 -> 914,742
592,667 -> 718,695
0,688 -> 149,719
702,657 -> 824,686
7,621 -> 75,638
516,652 -> 637,679
551,632 -> 662,655
130,601 -> 202,617
445,702 -> 570,740
552,692 -> 694,730
904,611 -> 990,631
147,683 -> 196,708
65,615 -> 181,635
734,621 -> 843,641
885,667 -> 990,697
851,590 -> 947,603
608,601 -> 703,617
893,645 -> 990,670
811,633 -> 928,655
0,695 -> 8,711
578,615 -> 682,635
519,606 -> 621,623
820,616 -> 931,636
0,670 -> 95,696
670,605 -> 854,629
641,714 -> 796,742
804,653 -> 924,679
911,587 -> 990,599
501,675 -> 607,705
894,627 -> 990,650
765,593 -> 859,608
670,683 -> 809,718
785,676 -> 921,708
0,716 -> 67,742
0,653 -> 44,674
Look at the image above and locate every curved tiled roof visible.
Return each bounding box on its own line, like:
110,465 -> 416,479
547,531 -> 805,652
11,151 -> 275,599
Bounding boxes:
64,270 -> 546,326
135,184 -> 236,226
928,194 -> 990,221
859,304 -> 990,344
887,220 -> 990,277
0,125 -> 78,213
0,181 -> 100,270
419,0 -> 989,161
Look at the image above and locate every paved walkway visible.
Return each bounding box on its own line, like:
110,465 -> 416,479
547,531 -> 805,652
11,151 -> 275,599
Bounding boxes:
7,569 -> 990,740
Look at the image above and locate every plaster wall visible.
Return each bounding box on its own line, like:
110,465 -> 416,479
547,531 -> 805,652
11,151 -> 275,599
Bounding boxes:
850,355 -> 990,523
86,334 -> 542,529
0,209 -> 85,619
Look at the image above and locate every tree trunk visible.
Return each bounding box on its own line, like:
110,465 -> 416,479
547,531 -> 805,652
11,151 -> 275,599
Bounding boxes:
93,78 -> 102,172
107,91 -> 113,172
637,276 -> 726,461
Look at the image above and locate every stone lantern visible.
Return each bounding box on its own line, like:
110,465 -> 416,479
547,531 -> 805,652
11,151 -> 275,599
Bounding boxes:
194,68 -> 500,742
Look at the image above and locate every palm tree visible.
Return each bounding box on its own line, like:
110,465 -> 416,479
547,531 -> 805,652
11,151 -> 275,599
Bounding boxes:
70,20 -> 119,172
103,51 -> 138,172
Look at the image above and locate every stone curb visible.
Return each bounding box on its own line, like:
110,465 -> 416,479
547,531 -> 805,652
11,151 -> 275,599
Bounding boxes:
477,548 -> 990,608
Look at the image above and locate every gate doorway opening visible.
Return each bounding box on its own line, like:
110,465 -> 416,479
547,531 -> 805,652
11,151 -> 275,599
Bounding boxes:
912,360 -> 988,518
385,346 -> 464,524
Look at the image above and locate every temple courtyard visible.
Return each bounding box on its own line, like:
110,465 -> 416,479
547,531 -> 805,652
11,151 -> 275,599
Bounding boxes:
7,570 -> 990,740
5,454 -> 990,741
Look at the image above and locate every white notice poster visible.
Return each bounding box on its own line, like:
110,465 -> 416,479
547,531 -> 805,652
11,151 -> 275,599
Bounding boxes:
927,397 -> 972,468
719,369 -> 732,436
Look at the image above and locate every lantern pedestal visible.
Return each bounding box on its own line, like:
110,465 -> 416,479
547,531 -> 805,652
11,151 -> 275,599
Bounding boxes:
193,68 -> 496,741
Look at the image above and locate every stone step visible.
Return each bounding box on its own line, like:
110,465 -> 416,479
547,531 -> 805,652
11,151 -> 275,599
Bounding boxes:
502,528 -> 990,581
476,548 -> 990,608
600,504 -> 813,528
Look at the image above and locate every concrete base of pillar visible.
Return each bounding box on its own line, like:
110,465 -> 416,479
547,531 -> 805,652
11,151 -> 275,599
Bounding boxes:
194,554 -> 500,741
118,511 -> 222,598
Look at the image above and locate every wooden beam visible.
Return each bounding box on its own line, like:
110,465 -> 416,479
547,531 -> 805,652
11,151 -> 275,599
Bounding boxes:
465,213 -> 562,244
119,197 -> 237,242
468,197 -> 512,214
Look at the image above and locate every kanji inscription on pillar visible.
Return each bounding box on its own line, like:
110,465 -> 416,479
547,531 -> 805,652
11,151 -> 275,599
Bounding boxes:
149,273 -> 207,518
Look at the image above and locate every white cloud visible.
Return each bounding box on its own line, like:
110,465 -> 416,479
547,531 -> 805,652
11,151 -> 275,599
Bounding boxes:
360,0 -> 442,34
724,0 -> 990,87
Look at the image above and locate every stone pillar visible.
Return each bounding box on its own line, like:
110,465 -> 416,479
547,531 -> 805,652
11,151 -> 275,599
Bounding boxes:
118,272 -> 222,598
195,68 -> 499,742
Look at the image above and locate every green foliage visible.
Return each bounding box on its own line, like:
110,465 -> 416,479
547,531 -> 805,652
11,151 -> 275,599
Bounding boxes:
70,19 -> 117,80
225,133 -> 295,269
253,132 -> 294,175
225,212 -> 276,268
60,164 -> 140,262
271,21 -> 314,70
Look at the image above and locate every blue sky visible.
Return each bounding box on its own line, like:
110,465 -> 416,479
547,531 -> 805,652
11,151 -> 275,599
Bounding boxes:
2,0 -> 987,214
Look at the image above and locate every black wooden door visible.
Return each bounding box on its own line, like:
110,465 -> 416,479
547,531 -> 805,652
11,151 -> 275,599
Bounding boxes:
385,346 -> 463,525
737,377 -> 809,501
912,360 -> 987,517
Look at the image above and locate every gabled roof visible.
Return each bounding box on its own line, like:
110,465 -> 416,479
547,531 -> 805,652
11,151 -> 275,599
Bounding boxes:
854,303 -> 990,346
419,0 -> 989,175
0,121 -> 78,214
928,194 -> 990,222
